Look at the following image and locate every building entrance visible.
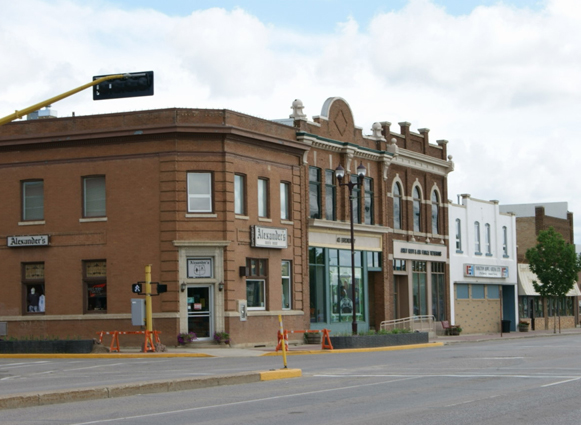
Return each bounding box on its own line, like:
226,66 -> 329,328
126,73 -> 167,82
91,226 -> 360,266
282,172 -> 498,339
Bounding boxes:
187,286 -> 213,340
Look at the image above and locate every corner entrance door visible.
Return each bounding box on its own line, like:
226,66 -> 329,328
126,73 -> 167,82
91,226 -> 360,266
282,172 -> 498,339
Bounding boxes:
187,286 -> 213,340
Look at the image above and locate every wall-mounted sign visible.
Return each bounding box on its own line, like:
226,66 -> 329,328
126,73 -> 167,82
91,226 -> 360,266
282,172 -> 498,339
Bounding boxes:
393,240 -> 447,261
251,226 -> 288,249
7,235 -> 49,248
187,258 -> 213,279
464,264 -> 508,278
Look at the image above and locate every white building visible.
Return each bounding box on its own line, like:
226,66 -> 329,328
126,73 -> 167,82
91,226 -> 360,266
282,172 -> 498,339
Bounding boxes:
449,195 -> 518,333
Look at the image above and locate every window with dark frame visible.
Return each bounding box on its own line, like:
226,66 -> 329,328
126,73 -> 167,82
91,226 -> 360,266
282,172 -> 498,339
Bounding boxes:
258,178 -> 269,218
280,181 -> 290,220
22,180 -> 44,221
187,172 -> 212,213
22,263 -> 45,314
431,262 -> 446,321
281,260 -> 291,309
235,174 -> 246,215
246,258 -> 267,310
393,182 -> 402,230
83,175 -> 106,218
309,167 -> 321,219
364,177 -> 374,225
413,186 -> 422,232
84,260 -> 107,313
431,191 -> 440,235
351,174 -> 361,224
324,170 -> 336,221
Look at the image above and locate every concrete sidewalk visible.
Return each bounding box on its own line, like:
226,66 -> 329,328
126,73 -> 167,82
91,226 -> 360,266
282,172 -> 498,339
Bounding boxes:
434,326 -> 581,344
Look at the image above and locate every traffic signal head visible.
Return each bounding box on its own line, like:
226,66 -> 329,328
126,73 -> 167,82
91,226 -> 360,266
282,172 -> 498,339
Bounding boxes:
93,71 -> 154,100
157,284 -> 168,294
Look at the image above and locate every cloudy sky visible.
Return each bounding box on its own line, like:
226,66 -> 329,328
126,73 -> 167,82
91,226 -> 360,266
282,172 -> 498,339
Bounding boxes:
2,0 -> 579,240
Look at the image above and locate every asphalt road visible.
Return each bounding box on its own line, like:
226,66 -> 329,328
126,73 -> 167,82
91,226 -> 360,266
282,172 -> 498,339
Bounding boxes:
2,335 -> 581,424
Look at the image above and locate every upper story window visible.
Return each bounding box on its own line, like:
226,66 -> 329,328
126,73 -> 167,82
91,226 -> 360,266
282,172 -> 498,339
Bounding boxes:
22,180 -> 44,221
309,167 -> 321,219
413,186 -> 422,232
431,191 -> 440,235
83,176 -> 106,218
364,177 -> 374,225
280,182 -> 290,220
502,226 -> 509,257
485,223 -> 492,255
351,174 -> 361,224
474,221 -> 481,254
455,218 -> 462,252
258,178 -> 269,218
187,172 -> 212,213
325,170 -> 336,221
234,174 -> 246,215
393,182 -> 402,230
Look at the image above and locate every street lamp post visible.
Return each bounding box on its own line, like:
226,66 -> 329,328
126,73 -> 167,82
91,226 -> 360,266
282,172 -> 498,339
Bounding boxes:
335,161 -> 367,335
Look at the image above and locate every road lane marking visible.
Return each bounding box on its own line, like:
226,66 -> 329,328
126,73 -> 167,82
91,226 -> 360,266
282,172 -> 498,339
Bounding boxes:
69,376 -> 423,425
541,377 -> 581,387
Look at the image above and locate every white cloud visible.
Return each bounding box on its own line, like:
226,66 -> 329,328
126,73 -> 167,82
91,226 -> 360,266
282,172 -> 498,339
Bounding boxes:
2,0 -> 581,239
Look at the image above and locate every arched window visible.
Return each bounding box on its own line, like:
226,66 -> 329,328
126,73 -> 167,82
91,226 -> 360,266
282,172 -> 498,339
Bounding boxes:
455,219 -> 462,252
474,221 -> 481,254
485,223 -> 492,255
393,183 -> 402,230
413,186 -> 422,232
431,191 -> 440,235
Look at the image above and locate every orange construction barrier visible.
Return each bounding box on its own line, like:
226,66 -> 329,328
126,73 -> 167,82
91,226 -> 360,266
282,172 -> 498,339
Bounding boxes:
275,329 -> 333,351
96,330 -> 162,353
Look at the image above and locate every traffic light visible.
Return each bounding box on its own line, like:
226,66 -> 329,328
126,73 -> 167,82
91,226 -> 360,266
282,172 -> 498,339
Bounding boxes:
93,71 -> 154,100
132,283 -> 143,294
157,284 -> 168,294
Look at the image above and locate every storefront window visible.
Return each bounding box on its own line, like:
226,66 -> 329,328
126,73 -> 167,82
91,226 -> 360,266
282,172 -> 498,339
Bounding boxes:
329,249 -> 364,323
412,261 -> 427,315
309,248 -> 326,323
22,263 -> 45,314
84,260 -> 107,313
431,262 -> 445,321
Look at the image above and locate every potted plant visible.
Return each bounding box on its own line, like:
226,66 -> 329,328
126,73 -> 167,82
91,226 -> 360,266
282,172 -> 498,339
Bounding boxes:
213,331 -> 230,345
518,320 -> 530,332
177,331 -> 197,346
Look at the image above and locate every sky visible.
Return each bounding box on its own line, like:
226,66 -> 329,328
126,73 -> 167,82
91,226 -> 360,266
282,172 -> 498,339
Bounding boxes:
1,0 -> 580,240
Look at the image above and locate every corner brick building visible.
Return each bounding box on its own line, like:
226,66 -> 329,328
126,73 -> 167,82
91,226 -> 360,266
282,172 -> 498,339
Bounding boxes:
0,97 -> 453,347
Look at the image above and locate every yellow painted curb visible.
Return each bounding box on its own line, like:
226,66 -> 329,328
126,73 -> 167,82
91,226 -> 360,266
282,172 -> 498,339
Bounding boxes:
259,368 -> 302,381
0,353 -> 214,359
261,342 -> 444,356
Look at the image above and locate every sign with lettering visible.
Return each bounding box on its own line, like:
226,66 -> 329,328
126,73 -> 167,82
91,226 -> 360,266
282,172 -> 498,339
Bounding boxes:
464,264 -> 508,278
251,226 -> 288,249
7,235 -> 49,248
393,240 -> 447,261
187,258 -> 213,279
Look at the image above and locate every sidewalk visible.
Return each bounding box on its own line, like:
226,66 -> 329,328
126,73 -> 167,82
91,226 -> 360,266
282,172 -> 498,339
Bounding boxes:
434,326 -> 581,344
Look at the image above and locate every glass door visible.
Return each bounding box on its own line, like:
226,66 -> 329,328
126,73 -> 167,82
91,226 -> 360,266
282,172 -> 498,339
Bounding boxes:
187,286 -> 213,340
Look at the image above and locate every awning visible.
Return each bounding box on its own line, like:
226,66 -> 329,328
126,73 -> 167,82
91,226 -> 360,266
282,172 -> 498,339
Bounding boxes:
517,263 -> 581,296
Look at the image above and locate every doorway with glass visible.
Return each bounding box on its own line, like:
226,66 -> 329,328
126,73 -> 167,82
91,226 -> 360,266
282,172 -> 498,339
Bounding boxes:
187,285 -> 213,340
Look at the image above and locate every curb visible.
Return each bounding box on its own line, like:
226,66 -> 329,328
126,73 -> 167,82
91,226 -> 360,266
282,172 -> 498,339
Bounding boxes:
0,368 -> 301,410
262,342 -> 444,356
0,353 -> 215,359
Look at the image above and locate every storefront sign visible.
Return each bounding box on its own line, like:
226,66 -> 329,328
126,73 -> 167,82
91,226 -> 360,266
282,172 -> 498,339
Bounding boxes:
251,226 -> 288,249
7,235 -> 49,247
464,264 -> 508,278
187,258 -> 213,278
393,240 -> 447,261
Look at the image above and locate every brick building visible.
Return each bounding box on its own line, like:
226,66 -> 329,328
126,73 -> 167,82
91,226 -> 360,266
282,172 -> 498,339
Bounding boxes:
499,202 -> 580,330
0,97 -> 454,347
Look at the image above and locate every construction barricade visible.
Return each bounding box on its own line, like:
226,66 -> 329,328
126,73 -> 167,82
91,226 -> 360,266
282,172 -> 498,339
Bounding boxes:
276,329 -> 333,351
96,330 -> 162,353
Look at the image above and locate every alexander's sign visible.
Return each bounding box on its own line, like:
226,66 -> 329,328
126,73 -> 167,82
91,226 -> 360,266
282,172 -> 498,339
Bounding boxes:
251,226 -> 288,249
7,235 -> 50,247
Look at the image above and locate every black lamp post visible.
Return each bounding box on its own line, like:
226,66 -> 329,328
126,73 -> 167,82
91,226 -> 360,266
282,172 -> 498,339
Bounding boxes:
335,161 -> 366,335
